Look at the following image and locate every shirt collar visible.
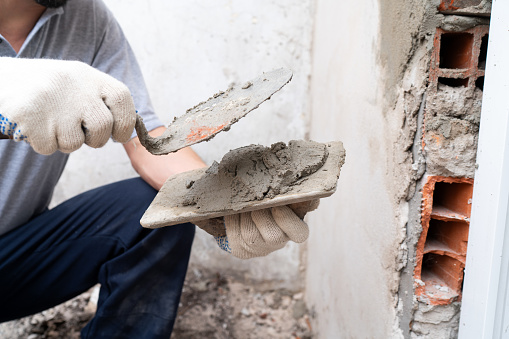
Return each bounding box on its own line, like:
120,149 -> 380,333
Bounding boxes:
17,7 -> 65,56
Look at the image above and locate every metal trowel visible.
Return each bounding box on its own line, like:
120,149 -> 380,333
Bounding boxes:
135,68 -> 293,155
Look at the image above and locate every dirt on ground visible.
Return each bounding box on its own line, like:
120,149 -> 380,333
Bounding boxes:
0,268 -> 313,339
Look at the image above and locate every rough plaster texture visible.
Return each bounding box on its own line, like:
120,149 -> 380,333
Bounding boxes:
410,302 -> 461,339
395,55 -> 429,338
52,0 -> 314,289
378,0 -> 428,106
424,86 -> 482,178
438,0 -> 491,17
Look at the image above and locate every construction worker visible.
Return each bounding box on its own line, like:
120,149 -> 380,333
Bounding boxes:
0,0 -> 313,337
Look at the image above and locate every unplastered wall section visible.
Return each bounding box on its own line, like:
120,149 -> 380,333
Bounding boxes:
305,0 -> 428,337
403,6 -> 490,338
52,0 -> 314,289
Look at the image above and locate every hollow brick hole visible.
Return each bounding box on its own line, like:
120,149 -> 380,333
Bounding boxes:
421,253 -> 465,300
432,181 -> 473,217
425,219 -> 469,255
438,77 -> 469,88
439,33 -> 474,70
478,34 -> 488,70
476,76 -> 484,91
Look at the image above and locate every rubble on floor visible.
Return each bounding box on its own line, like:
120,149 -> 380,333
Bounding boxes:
172,268 -> 313,339
0,268 -> 312,339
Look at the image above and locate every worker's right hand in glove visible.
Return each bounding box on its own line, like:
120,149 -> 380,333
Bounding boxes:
0,57 -> 136,155
195,200 -> 319,259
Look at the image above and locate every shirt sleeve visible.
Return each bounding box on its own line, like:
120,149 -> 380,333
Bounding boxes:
90,2 -> 163,139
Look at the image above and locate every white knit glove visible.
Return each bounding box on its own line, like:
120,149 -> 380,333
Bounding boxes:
196,200 -> 319,259
0,57 -> 136,154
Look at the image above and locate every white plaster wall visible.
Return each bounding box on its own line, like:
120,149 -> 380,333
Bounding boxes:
52,0 -> 314,288
305,0 -> 404,337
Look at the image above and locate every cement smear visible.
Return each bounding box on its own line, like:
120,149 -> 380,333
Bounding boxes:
183,140 -> 329,212
424,86 -> 482,177
377,2 -> 433,337
440,15 -> 490,31
410,302 -> 461,339
439,0 -> 491,17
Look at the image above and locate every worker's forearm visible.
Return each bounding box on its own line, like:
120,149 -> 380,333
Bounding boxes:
124,126 -> 207,190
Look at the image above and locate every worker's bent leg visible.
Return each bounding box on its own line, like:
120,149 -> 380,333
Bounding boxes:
0,177 -> 195,339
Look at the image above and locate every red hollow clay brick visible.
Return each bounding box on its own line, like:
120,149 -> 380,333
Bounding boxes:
415,176 -> 474,305
429,26 -> 489,92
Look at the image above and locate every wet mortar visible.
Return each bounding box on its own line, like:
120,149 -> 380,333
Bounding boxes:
182,140 -> 329,212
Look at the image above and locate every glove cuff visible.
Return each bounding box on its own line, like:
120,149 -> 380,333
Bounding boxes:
214,235 -> 232,253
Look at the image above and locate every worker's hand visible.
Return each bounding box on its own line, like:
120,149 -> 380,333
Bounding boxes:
195,200 -> 319,259
0,57 -> 136,155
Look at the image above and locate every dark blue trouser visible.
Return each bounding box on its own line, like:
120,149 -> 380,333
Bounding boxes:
0,178 -> 195,338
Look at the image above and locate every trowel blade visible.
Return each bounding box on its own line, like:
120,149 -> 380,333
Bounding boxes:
135,68 -> 293,155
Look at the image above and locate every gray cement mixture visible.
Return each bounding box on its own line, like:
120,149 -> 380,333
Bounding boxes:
183,140 -> 329,212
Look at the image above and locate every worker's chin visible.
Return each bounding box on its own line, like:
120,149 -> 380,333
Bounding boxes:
33,0 -> 67,8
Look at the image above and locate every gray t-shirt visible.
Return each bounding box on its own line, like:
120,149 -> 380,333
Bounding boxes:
0,0 -> 163,235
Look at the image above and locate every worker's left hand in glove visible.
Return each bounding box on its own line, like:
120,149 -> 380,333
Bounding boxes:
194,200 -> 319,259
